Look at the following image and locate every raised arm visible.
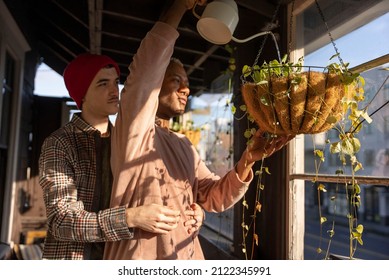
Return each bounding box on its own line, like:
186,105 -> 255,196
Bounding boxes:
160,0 -> 206,28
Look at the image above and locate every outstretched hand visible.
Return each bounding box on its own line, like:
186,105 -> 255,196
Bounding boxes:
245,129 -> 294,164
236,129 -> 294,181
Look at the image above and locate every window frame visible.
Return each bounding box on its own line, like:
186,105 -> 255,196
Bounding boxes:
0,1 -> 30,244
288,0 -> 389,259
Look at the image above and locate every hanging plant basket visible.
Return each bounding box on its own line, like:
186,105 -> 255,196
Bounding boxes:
241,57 -> 360,136
237,0 -> 372,260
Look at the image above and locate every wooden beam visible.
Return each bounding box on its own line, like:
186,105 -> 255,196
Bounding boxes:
186,45 -> 220,75
236,0 -> 276,18
290,173 -> 389,186
52,0 -> 89,29
350,54 -> 389,74
88,0 -> 103,54
36,15 -> 89,53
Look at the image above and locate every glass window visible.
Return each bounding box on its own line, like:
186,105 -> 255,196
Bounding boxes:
0,52 -> 16,234
187,92 -> 235,251
295,3 -> 389,259
0,52 -> 15,149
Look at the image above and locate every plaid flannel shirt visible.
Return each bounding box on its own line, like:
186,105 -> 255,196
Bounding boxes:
39,113 -> 133,259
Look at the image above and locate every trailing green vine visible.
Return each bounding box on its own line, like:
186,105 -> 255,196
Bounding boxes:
239,53 -> 372,259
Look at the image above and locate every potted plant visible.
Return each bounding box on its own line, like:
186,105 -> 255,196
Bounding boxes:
237,53 -> 372,259
171,118 -> 202,147
240,54 -> 366,137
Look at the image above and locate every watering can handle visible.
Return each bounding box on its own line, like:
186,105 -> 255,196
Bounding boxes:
192,0 -> 201,19
232,31 -> 271,43
233,31 -> 281,63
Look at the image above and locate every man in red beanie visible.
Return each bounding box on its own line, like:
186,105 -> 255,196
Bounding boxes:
63,53 -> 120,110
38,3 -> 204,259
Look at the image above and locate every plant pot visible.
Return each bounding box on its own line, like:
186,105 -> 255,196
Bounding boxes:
184,130 -> 201,146
241,71 -> 353,136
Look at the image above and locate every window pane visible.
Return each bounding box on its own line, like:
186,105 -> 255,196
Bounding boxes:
305,180 -> 389,259
300,10 -> 389,260
189,93 -> 235,241
302,9 -> 389,177
302,2 -> 388,66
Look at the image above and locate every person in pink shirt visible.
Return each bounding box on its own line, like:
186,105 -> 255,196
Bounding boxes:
104,0 -> 292,260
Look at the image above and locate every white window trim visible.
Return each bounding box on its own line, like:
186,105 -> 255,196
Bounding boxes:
0,0 -> 30,244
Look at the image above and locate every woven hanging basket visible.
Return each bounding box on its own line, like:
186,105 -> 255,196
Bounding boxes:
242,71 -> 355,136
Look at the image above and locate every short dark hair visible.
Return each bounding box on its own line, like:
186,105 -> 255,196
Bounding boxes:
170,57 -> 183,67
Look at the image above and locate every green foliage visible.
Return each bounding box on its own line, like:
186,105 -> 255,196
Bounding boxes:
242,54 -> 304,85
239,53 -> 372,260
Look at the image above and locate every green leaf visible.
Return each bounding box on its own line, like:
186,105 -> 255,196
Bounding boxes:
242,65 -> 251,77
354,162 -> 363,172
335,169 -> 344,175
263,167 -> 271,175
329,53 -> 340,61
314,149 -> 325,162
341,137 -> 361,155
225,44 -> 234,54
244,129 -> 252,139
281,54 -> 288,63
330,142 -> 341,154
355,224 -> 364,234
230,105 -> 236,115
352,231 -> 364,245
326,115 -> 338,124
260,95 -> 270,106
354,184 -> 361,195
317,183 -> 327,192
239,104 -> 247,112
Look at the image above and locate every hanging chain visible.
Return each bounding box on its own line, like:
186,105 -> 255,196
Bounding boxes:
249,0 -> 347,69
251,0 -> 283,67
314,0 -> 345,67
288,0 -> 295,59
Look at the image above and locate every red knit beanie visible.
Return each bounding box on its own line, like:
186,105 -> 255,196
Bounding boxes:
63,53 -> 120,109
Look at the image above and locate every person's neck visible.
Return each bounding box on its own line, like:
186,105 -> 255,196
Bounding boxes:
81,111 -> 110,136
155,117 -> 170,129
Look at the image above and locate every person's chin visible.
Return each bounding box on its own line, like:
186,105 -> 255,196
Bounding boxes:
108,107 -> 119,115
176,109 -> 185,115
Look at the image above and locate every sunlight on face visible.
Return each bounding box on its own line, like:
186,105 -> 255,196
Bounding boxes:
157,61 -> 190,119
